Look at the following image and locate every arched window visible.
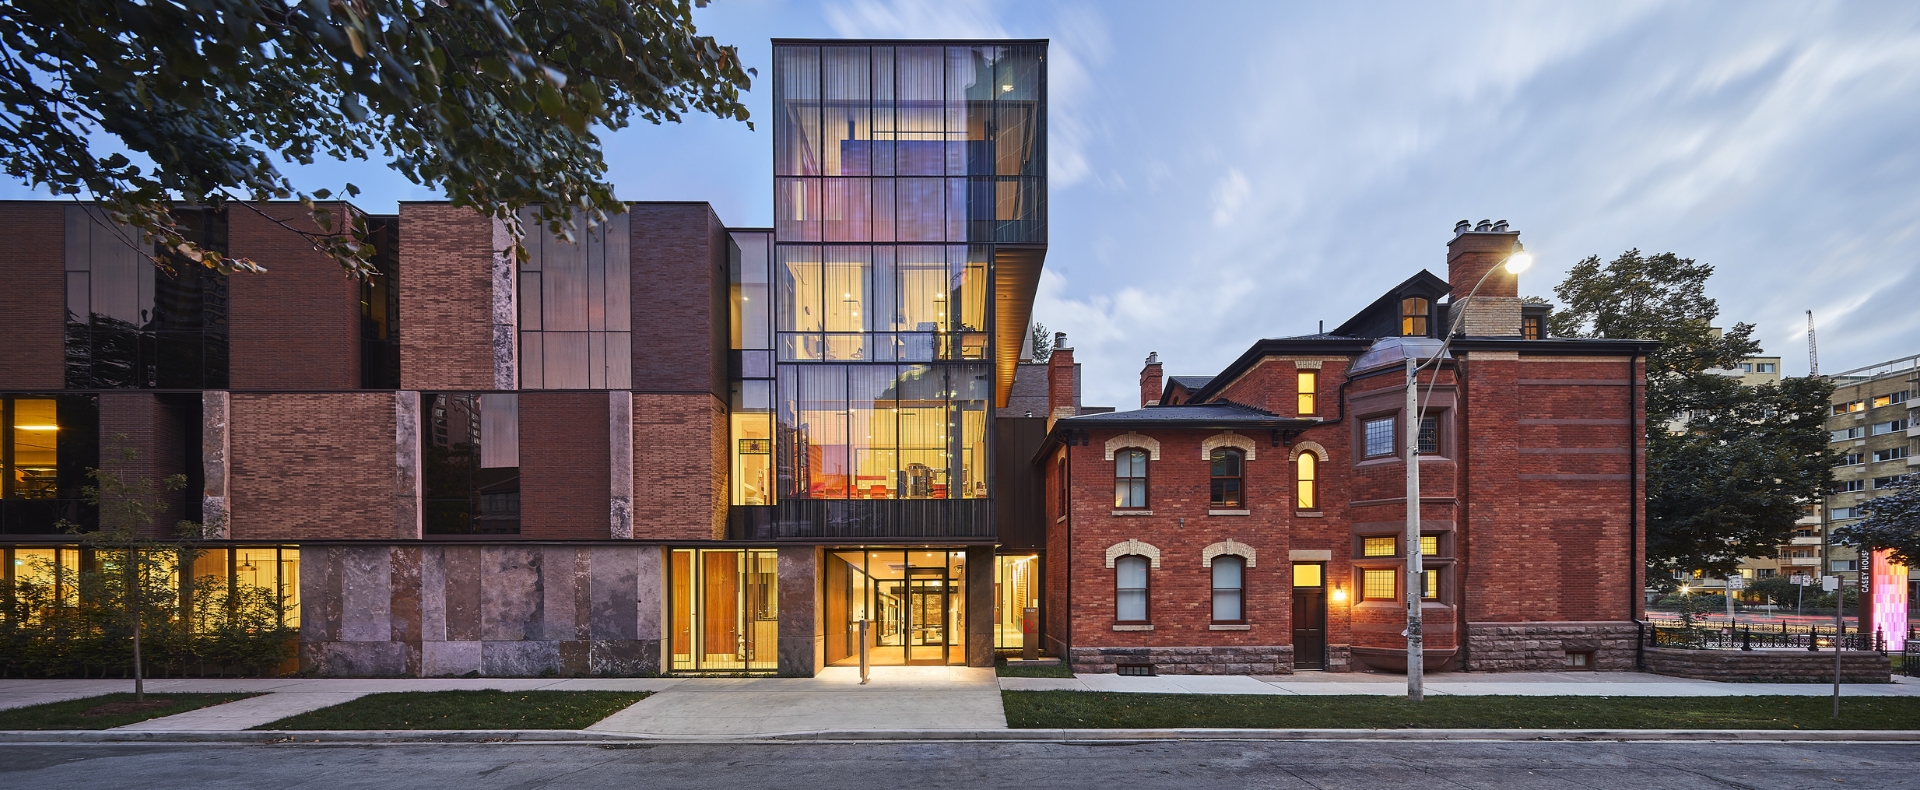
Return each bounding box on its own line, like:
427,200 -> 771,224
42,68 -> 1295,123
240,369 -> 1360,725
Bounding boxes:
1212,555 -> 1245,623
1115,555 -> 1150,622
1400,297 -> 1429,336
1114,448 -> 1149,509
1296,451 -> 1319,511
1209,448 -> 1243,508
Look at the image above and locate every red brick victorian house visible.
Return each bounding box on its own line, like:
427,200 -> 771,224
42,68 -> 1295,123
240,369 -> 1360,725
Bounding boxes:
1037,221 -> 1656,674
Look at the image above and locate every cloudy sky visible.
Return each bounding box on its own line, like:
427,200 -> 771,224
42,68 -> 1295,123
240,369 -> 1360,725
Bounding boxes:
13,0 -> 1919,407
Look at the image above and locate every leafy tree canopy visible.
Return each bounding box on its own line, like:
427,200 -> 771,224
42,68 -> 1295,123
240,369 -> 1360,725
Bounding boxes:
1,0 -> 752,277
1835,477 -> 1920,567
1539,249 -> 1833,580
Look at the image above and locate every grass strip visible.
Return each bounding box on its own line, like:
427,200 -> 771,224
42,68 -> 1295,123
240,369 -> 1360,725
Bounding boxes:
0,693 -> 258,730
996,657 -> 1075,678
1002,692 -> 1920,730
257,690 -> 650,731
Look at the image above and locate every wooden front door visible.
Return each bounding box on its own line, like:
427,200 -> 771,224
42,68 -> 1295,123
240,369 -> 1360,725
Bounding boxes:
1292,563 -> 1327,670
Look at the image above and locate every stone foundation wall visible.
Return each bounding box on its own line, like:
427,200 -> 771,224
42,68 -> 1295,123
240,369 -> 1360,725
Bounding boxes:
1643,648 -> 1890,683
1070,645 -> 1293,675
1465,621 -> 1639,671
300,544 -> 663,677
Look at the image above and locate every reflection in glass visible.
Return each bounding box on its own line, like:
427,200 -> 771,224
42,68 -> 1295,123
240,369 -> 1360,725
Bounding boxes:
994,554 -> 1039,650
669,549 -> 778,672
825,548 -> 966,666
423,393 -> 520,534
517,209 -> 631,389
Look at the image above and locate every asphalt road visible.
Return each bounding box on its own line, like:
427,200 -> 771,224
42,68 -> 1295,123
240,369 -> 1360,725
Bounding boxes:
2,740 -> 1916,789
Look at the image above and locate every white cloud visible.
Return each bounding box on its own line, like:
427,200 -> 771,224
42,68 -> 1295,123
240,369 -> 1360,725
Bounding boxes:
1211,168 -> 1250,227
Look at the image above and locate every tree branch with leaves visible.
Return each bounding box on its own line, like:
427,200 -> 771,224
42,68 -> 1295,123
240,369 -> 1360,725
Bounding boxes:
0,0 -> 753,278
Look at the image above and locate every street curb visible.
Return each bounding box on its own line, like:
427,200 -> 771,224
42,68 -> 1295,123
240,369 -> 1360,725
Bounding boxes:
2,727 -> 1917,744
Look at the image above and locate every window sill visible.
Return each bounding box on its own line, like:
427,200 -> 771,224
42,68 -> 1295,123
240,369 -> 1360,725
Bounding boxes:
1295,511 -> 1323,518
1209,624 -> 1251,631
1209,509 -> 1250,516
1112,510 -> 1154,517
1112,623 -> 1154,631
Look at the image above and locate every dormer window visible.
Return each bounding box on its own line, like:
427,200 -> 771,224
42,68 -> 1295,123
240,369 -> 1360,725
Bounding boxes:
1400,297 -> 1429,336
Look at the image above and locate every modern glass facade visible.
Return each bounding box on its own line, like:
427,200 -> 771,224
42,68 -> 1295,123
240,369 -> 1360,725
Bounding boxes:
422,393 -> 521,535
516,210 -> 634,390
735,41 -> 1046,541
63,205 -> 229,389
669,548 -> 779,671
0,394 -> 98,535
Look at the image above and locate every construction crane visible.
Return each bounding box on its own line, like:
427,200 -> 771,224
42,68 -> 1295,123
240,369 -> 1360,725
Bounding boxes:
1806,310 -> 1818,376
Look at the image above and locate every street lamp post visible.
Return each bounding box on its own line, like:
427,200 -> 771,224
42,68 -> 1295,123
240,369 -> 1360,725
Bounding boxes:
1403,244 -> 1532,702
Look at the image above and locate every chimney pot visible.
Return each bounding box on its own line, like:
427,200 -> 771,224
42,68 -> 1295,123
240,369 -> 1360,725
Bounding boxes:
1474,219 -> 1492,232
1054,331 -> 1068,350
1453,220 -> 1471,235
1491,219 -> 1509,232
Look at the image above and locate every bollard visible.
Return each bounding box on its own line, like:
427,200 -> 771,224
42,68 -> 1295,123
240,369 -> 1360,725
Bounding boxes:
1741,626 -> 1752,651
858,619 -> 870,685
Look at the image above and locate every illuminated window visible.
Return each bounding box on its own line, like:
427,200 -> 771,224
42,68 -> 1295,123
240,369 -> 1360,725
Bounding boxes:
1400,297 -> 1429,336
1363,569 -> 1396,601
1363,537 -> 1396,557
1292,563 -> 1323,588
1298,370 -> 1318,417
1424,569 -> 1439,600
1420,535 -> 1439,556
1209,448 -> 1243,508
1295,452 -> 1319,511
1115,448 -> 1149,509
1522,315 -> 1543,340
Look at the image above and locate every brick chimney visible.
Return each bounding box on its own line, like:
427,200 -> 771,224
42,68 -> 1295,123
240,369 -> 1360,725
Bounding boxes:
1139,352 -> 1163,408
1446,219 -> 1524,337
1048,332 -> 1076,429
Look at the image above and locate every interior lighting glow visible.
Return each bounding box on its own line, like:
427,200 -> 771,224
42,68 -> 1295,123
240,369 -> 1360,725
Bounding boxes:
14,425 -> 59,431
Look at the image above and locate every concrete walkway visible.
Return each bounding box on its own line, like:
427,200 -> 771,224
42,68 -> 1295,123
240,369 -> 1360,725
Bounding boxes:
998,671 -> 1920,697
587,667 -> 1005,737
113,692 -> 370,731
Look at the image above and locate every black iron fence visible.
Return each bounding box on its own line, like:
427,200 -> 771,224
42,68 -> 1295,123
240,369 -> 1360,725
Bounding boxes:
1644,622 -> 1887,653
1905,641 -> 1920,678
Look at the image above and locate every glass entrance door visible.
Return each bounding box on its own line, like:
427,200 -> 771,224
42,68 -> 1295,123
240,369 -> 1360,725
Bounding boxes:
825,548 -> 967,666
907,575 -> 948,665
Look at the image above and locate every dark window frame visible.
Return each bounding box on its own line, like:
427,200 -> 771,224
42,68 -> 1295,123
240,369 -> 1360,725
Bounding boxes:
1209,447 -> 1244,508
1114,554 -> 1151,624
1400,297 -> 1430,337
1114,447 -> 1150,510
1211,554 -> 1247,625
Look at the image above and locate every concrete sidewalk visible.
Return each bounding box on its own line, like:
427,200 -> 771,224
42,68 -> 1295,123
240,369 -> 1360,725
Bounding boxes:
587,667 -> 1005,737
998,670 -> 1920,697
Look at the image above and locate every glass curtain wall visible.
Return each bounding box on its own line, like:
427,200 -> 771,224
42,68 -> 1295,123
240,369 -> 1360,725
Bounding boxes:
517,209 -> 632,390
994,553 -> 1038,650
63,205 -> 229,389
1,395 -> 99,535
422,393 -> 520,534
763,42 -> 1045,508
730,230 -> 777,506
668,548 -> 779,671
824,548 -> 967,666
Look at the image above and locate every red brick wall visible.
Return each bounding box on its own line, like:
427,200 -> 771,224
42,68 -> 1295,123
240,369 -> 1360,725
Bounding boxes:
518,391 -> 610,540
1058,428 -> 1299,651
628,203 -> 727,399
229,392 -> 395,540
0,202 -> 68,388
1460,354 -> 1644,624
631,392 -> 727,540
97,392 -> 189,537
399,203 -> 498,390
227,203 -> 361,389
1447,233 -> 1521,299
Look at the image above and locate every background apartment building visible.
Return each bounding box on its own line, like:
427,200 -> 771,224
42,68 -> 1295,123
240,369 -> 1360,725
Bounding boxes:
1823,354 -> 1919,598
0,38 -> 1052,678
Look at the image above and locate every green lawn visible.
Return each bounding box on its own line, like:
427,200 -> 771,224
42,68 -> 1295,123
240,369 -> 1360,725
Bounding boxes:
0,693 -> 258,730
1002,692 -> 1920,730
257,690 -> 649,730
996,656 -> 1075,678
